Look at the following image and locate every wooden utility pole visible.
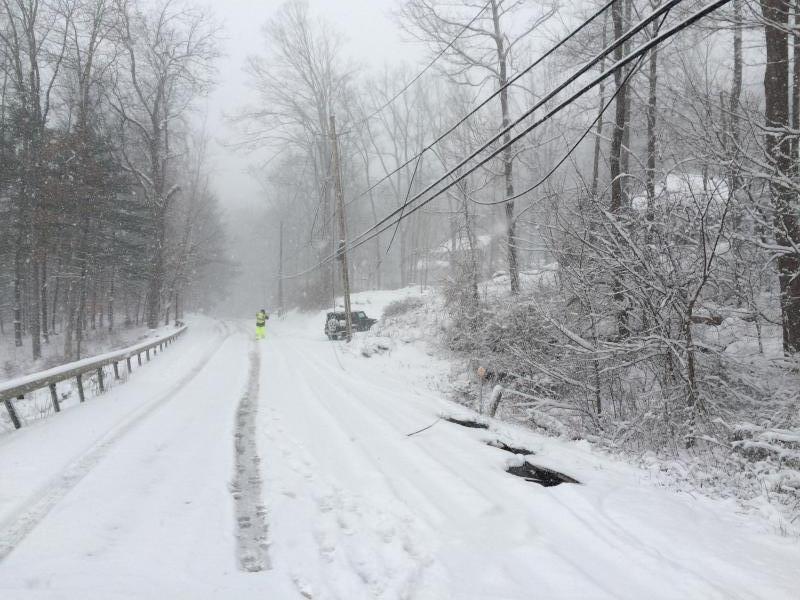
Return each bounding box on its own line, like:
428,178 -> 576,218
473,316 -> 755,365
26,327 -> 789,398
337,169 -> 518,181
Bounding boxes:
330,114 -> 353,342
277,221 -> 284,316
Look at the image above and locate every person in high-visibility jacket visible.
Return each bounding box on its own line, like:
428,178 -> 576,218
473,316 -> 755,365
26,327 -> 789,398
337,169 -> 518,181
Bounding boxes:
256,309 -> 269,340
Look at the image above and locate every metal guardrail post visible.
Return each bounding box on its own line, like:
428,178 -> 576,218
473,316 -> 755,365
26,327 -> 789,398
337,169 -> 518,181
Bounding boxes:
49,383 -> 60,413
4,398 -> 21,429
76,374 -> 85,402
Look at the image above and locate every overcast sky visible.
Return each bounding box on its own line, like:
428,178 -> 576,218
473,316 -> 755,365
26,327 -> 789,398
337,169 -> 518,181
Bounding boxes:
204,0 -> 418,211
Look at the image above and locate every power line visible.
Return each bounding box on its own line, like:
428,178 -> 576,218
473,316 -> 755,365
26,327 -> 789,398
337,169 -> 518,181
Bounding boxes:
343,0 -> 618,210
284,0 -> 731,281
343,0 -> 731,257
471,11 -> 670,206
346,0 -> 687,250
386,150 -> 425,255
278,0 -> 668,281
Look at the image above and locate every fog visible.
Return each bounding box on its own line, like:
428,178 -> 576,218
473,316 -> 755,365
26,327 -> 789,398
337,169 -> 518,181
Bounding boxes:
2,1 -> 799,578
203,0 -> 420,315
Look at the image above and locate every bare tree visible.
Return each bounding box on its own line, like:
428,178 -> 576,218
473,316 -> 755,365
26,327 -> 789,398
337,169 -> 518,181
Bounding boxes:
241,0 -> 351,305
108,0 -> 217,329
400,0 -> 557,294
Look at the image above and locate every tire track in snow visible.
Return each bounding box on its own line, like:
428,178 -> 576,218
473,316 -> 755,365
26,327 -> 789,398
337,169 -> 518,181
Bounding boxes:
264,339 -> 441,598
0,321 -> 231,562
231,345 -> 270,572
286,337 -> 506,517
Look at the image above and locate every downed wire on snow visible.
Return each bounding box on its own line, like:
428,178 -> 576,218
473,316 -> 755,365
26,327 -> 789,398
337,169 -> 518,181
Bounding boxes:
406,418 -> 442,437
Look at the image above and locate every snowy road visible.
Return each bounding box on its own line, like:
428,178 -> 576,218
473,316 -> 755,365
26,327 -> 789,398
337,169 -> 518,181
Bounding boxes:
0,314 -> 799,599
0,319 -> 293,598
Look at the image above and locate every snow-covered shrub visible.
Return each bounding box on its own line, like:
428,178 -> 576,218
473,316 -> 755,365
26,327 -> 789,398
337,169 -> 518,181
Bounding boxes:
382,296 -> 425,319
433,174 -> 800,527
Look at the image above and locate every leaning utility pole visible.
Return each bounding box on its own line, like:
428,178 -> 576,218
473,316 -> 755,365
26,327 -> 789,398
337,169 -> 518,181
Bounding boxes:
330,114 -> 353,342
277,221 -> 284,316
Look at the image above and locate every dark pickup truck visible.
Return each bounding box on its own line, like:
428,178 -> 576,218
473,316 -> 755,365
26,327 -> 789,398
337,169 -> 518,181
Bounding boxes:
325,311 -> 377,339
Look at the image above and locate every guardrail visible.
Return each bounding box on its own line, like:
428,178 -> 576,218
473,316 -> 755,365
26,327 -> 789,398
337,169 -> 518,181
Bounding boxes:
1,325 -> 188,430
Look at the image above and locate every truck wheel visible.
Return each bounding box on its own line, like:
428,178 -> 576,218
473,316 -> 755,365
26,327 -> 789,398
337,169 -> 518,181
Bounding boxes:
325,318 -> 339,340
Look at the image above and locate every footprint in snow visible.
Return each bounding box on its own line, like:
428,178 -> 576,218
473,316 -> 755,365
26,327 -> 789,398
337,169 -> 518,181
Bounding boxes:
376,520 -> 396,543
314,532 -> 337,563
315,494 -> 335,513
291,575 -> 314,599
336,514 -> 355,535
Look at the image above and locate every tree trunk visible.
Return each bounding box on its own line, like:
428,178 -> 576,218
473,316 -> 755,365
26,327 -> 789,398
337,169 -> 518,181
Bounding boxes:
368,191 -> 381,290
610,1 -> 628,215
124,287 -> 131,327
108,267 -> 115,333
51,261 -> 60,334
76,260 -> 88,360
761,0 -> 800,352
620,0 -> 633,185
793,0 -> 800,168
13,243 -> 24,347
491,0 -> 520,294
30,255 -> 42,360
41,250 -> 49,344
645,25 -> 659,223
63,278 -> 76,360
610,0 -> 629,338
591,10 -> 609,197
146,210 -> 166,329
731,0 -> 742,148
90,274 -> 98,331
462,182 -> 480,306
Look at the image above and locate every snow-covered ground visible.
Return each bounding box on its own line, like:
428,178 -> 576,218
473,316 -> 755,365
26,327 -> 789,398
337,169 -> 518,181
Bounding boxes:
0,298 -> 798,598
0,322 -> 170,382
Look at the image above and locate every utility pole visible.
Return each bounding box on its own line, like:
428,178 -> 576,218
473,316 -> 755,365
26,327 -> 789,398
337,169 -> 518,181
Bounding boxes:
277,221 -> 284,316
330,114 -> 353,342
